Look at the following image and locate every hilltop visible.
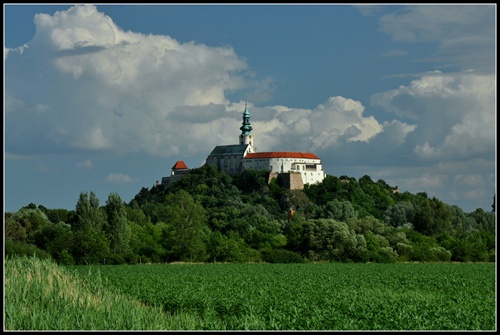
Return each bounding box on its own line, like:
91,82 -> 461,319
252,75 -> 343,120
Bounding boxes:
5,164 -> 495,265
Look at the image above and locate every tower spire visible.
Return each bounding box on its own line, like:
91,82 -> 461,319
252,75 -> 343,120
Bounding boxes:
240,101 -> 252,135
239,101 -> 254,153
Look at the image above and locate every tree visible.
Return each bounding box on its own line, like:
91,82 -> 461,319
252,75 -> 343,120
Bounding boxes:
33,221 -> 74,265
163,190 -> 210,262
467,208 -> 496,234
283,214 -> 309,254
38,205 -> 76,226
5,208 -> 50,243
305,218 -> 367,262
384,201 -> 415,229
71,228 -> 110,265
5,213 -> 27,242
105,193 -> 131,256
128,221 -> 166,263
414,197 -> 453,236
235,204 -> 283,250
71,192 -> 110,264
321,199 -> 358,222
207,231 -> 254,263
232,168 -> 268,194
74,191 -> 106,231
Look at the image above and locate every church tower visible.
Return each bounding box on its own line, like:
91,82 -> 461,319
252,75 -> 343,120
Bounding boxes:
239,102 -> 254,153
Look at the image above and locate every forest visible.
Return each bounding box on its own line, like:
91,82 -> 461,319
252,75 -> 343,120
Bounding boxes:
4,164 -> 496,265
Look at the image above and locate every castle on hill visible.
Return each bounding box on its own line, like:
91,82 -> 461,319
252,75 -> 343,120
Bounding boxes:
162,103 -> 326,189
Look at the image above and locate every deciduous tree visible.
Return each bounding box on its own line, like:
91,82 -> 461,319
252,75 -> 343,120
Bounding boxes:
105,193 -> 131,256
75,191 -> 106,231
163,190 -> 209,262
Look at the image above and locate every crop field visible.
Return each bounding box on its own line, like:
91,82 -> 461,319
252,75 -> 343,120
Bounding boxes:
65,262 -> 496,330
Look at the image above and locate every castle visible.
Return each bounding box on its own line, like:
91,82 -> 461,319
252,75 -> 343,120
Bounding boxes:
162,103 -> 326,189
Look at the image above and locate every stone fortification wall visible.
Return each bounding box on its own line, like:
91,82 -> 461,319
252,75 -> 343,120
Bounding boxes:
268,172 -> 304,190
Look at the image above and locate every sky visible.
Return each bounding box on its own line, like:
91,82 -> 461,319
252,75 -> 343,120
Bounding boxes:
4,3 -> 497,214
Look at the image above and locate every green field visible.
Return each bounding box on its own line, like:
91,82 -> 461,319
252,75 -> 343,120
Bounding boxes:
5,256 -> 496,330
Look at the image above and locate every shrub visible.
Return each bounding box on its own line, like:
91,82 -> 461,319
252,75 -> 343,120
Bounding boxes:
106,253 -> 126,265
261,249 -> 305,263
430,247 -> 452,262
5,239 -> 51,260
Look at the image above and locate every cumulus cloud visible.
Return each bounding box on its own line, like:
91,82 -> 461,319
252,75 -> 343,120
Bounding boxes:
5,4 -> 252,157
248,96 -> 391,154
376,5 -> 495,72
371,71 -> 495,161
105,173 -> 136,184
4,4 -> 495,213
6,5 -> 492,169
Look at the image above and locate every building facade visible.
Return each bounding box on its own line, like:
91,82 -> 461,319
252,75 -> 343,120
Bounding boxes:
206,103 -> 326,188
161,103 -> 327,188
161,160 -> 190,186
242,152 -> 325,185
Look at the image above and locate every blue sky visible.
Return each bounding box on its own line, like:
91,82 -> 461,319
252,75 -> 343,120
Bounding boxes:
4,4 -> 496,214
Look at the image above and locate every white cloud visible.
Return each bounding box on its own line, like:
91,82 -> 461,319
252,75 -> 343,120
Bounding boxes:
5,4 -> 252,157
377,5 -> 494,72
105,173 -> 136,184
453,174 -> 485,188
4,5 -> 495,213
359,159 -> 495,212
371,71 -> 495,161
379,5 -> 494,42
405,172 -> 447,190
248,96 -> 387,153
76,159 -> 93,170
7,5 -> 493,168
311,96 -> 383,143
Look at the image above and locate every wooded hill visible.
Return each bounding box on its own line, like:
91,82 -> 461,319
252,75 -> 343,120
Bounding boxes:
5,164 -> 496,265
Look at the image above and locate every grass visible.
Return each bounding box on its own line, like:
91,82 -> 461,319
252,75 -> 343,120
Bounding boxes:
4,256 -> 497,330
5,255 -> 199,330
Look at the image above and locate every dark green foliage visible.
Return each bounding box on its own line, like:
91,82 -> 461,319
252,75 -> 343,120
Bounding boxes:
403,229 -> 452,262
232,168 -> 269,194
260,249 -> 305,263
447,231 -> 496,262
128,221 -> 167,263
304,218 -> 368,262
105,193 -> 131,256
5,239 -> 52,260
282,214 -> 310,254
320,199 -> 358,221
75,191 -> 106,231
5,168 -> 495,264
303,175 -> 397,220
268,178 -> 288,212
71,228 -> 110,265
37,205 -> 77,227
207,231 -> 255,263
4,212 -> 27,242
5,207 -> 50,243
162,190 -> 210,262
343,217 -> 397,262
384,201 -> 415,229
413,197 -> 453,236
33,221 -> 74,265
467,208 -> 496,234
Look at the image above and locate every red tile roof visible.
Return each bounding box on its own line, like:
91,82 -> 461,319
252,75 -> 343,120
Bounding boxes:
172,160 -> 188,170
244,152 -> 320,159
